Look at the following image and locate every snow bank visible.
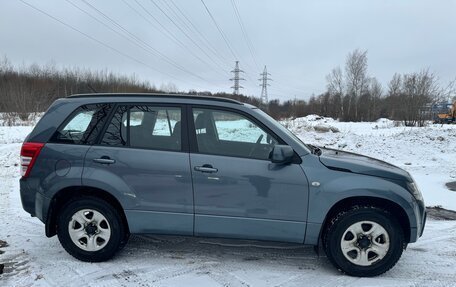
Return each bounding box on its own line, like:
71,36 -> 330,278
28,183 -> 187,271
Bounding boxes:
281,115 -> 339,134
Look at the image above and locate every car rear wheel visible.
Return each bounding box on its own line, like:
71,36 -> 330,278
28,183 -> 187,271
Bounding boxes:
323,205 -> 404,277
57,196 -> 126,262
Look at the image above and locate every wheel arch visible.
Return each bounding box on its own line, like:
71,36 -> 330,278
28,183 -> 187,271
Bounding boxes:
319,196 -> 411,244
45,186 -> 130,237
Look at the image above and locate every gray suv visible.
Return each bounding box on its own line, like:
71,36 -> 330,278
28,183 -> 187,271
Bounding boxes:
20,93 -> 426,277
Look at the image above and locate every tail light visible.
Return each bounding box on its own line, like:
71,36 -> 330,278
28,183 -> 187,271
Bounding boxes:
20,142 -> 44,178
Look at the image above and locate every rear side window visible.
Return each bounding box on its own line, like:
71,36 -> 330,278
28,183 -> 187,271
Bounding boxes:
50,104 -> 112,145
101,105 -> 182,151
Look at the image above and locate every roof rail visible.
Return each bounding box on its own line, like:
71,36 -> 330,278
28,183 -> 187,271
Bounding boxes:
66,93 -> 243,105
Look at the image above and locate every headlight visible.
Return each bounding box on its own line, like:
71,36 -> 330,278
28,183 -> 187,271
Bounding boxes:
408,181 -> 423,201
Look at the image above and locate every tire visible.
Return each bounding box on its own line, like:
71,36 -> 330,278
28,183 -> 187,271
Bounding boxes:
57,196 -> 127,262
323,205 -> 404,277
118,231 -> 131,251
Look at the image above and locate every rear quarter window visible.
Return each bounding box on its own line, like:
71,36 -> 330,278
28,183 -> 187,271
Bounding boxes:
50,104 -> 112,145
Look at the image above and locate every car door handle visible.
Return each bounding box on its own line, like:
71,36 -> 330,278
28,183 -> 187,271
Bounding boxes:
93,156 -> 116,164
194,165 -> 218,173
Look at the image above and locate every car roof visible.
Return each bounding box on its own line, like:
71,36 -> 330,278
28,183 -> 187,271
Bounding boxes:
66,93 -> 243,105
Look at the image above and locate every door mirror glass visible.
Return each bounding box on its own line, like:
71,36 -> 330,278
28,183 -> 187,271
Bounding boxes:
270,145 -> 294,164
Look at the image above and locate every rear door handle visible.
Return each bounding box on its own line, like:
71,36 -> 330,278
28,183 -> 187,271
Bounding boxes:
194,164 -> 218,173
93,156 -> 116,164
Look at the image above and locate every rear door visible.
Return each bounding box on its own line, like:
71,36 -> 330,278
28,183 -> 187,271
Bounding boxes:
83,104 -> 193,235
189,107 -> 309,243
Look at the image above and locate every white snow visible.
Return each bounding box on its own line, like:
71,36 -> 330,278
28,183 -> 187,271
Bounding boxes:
1,117 -> 456,286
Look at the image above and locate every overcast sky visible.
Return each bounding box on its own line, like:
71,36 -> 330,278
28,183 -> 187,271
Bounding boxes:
1,0 -> 455,101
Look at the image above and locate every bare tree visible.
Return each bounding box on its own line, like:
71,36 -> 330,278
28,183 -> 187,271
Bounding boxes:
395,69 -> 440,126
326,66 -> 344,96
326,66 -> 345,118
369,77 -> 383,120
0,57 -> 164,115
388,73 -> 402,96
345,49 -> 369,120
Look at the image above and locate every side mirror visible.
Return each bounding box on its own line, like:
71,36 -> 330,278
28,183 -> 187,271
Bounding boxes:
270,145 -> 294,164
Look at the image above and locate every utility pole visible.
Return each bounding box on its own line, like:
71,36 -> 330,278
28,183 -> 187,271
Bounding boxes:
259,66 -> 272,104
230,61 -> 245,95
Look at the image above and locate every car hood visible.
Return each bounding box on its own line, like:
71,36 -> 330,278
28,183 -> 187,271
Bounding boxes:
318,147 -> 412,182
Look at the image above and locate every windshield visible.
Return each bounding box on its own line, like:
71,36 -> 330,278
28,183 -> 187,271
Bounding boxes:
253,108 -> 312,152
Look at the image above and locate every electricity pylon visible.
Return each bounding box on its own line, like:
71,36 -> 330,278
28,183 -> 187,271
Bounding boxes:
230,61 -> 245,95
259,66 -> 272,104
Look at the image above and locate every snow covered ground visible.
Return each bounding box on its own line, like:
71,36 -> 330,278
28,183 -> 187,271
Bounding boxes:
1,117 -> 456,286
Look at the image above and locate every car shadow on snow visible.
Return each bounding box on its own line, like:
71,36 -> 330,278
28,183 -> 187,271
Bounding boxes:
54,236 -> 339,286
116,234 -> 333,272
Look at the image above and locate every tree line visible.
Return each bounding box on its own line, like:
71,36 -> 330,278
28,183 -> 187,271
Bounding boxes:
0,56 -> 259,121
1,53 -> 454,125
267,49 -> 455,126
0,57 -> 163,119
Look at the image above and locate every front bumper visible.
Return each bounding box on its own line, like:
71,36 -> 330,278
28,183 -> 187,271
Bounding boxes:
410,199 -> 426,242
420,208 -> 427,237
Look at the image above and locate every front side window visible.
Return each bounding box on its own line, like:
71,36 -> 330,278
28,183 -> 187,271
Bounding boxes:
101,105 -> 181,151
51,104 -> 112,145
192,108 -> 278,160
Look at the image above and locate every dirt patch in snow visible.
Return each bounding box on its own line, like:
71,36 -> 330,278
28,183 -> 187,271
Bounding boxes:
0,240 -> 8,274
445,181 -> 456,191
0,240 -> 8,249
0,240 -> 7,257
427,206 -> 456,220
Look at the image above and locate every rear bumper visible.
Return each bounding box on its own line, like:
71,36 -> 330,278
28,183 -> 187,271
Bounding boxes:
20,177 -> 50,224
20,177 -> 36,217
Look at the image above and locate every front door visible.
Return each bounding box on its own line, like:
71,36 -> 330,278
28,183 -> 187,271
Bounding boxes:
189,107 -> 309,243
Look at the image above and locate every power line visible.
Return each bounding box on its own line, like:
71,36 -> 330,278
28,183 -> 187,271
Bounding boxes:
64,0 -> 209,84
199,0 -> 261,92
199,0 -> 238,61
196,0 -> 263,94
127,0 -> 228,79
18,0 -> 196,85
168,0 -> 230,65
161,0 -> 220,59
148,0 -> 228,74
230,0 -> 259,71
80,2 -> 227,84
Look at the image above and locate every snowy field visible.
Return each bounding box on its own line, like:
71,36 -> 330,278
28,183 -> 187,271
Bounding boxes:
1,116 -> 456,286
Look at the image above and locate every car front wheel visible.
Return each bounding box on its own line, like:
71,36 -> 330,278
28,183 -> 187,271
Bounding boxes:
324,205 -> 404,277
